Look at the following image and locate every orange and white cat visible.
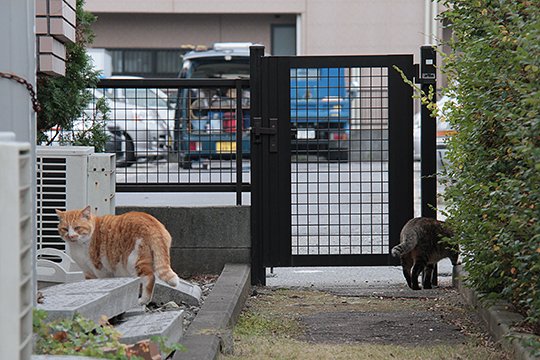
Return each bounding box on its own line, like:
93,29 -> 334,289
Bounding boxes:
55,206 -> 179,305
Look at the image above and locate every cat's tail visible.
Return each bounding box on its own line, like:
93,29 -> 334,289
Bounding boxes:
153,241 -> 180,287
391,235 -> 417,258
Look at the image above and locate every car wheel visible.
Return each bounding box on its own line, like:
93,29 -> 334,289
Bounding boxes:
117,135 -> 136,167
180,155 -> 192,170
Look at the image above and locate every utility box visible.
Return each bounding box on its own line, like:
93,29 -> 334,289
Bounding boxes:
36,146 -> 115,252
0,138 -> 33,360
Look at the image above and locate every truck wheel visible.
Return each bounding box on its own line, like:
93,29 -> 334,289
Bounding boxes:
327,150 -> 349,162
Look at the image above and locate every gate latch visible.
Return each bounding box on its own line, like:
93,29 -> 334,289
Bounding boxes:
252,117 -> 277,152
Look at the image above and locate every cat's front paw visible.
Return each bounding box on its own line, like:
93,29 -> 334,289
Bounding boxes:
138,295 -> 151,306
167,275 -> 180,288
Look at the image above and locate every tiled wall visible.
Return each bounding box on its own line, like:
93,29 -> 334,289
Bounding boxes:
36,0 -> 76,76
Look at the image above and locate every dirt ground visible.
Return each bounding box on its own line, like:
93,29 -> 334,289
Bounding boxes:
298,285 -> 469,346
225,283 -> 510,360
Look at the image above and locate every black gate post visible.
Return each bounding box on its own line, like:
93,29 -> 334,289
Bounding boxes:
418,45 -> 438,285
419,46 -> 437,219
249,45 -> 266,285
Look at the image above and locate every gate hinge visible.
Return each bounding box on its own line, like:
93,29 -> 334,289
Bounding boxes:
253,117 -> 277,152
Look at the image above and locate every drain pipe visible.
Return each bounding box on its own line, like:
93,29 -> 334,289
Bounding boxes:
431,1 -> 439,44
424,0 -> 432,44
424,0 -> 439,45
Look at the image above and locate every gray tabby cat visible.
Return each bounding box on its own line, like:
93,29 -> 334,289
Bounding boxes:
391,217 -> 459,290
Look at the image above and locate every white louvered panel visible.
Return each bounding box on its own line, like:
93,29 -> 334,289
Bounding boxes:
35,147 -> 115,259
0,138 -> 33,360
36,146 -> 93,253
36,155 -> 68,251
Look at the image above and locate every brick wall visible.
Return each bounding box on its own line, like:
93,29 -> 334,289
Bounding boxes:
36,0 -> 76,76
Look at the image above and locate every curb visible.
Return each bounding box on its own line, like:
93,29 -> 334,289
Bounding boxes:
454,265 -> 539,360
174,263 -> 251,360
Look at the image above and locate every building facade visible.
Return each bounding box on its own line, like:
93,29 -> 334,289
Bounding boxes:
85,0 -> 444,78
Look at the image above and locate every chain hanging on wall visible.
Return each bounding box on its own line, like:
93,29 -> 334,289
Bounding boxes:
0,72 -> 41,113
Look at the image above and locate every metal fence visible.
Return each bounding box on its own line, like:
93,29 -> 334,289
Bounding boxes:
87,78 -> 251,203
250,53 -> 414,283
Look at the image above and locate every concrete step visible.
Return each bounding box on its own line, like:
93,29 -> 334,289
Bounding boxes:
115,310 -> 184,346
153,278 -> 202,307
37,278 -> 140,323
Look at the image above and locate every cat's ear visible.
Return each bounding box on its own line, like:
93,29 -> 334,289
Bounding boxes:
55,209 -> 64,219
81,205 -> 92,219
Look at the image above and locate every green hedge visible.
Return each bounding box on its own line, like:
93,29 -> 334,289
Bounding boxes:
440,1 -> 539,330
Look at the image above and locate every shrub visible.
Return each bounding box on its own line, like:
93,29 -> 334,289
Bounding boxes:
33,309 -> 185,358
33,309 -> 131,359
36,0 -> 108,151
439,0 -> 539,330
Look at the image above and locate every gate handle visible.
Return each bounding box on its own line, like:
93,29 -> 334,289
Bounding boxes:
253,117 -> 277,152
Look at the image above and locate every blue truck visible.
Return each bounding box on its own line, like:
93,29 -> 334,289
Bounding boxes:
174,43 -> 350,167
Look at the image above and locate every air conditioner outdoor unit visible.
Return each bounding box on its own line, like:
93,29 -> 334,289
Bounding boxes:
36,146 -> 115,283
0,137 -> 33,360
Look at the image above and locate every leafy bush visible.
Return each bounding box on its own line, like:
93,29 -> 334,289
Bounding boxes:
37,0 -> 108,151
33,309 -> 132,359
439,0 -> 539,330
33,309 -> 185,358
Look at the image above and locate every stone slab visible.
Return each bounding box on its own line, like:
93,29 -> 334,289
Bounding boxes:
38,278 -> 140,323
153,278 -> 202,307
174,264 -> 251,360
33,356 -> 102,359
115,310 -> 184,346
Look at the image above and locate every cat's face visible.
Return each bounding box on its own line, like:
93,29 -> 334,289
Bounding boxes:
56,206 -> 94,244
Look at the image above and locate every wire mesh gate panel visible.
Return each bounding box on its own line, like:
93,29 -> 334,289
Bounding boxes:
251,54 -> 414,282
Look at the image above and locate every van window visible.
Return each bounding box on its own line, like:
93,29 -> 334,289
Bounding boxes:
182,58 -> 250,79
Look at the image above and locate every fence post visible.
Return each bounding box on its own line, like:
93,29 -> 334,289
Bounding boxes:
419,45 -> 438,285
249,45 -> 266,285
419,45 -> 437,220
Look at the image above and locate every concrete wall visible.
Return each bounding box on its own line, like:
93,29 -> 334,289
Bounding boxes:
116,206 -> 250,277
90,13 -> 295,49
85,0 -> 439,62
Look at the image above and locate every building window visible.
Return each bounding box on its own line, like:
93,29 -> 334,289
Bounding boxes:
110,49 -> 184,77
271,24 -> 296,55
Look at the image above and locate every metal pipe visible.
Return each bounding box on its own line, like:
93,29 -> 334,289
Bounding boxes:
431,1 -> 439,44
424,0 -> 432,44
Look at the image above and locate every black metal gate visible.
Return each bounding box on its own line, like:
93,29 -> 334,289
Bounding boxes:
250,47 -> 414,284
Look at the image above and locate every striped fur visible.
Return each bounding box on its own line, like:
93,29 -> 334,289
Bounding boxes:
56,206 -> 179,305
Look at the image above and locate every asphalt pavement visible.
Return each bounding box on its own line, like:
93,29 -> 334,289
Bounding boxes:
265,259 -> 455,290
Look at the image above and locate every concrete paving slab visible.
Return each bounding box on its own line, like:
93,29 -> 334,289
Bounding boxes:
115,310 -> 184,346
37,278 -> 140,323
153,278 -> 202,307
40,277 -> 140,294
33,356 -> 102,359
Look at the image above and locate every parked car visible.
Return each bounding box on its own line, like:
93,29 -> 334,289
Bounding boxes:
103,76 -> 176,124
413,96 -> 456,169
101,76 -> 175,166
174,42 -> 351,168
47,87 -> 171,167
